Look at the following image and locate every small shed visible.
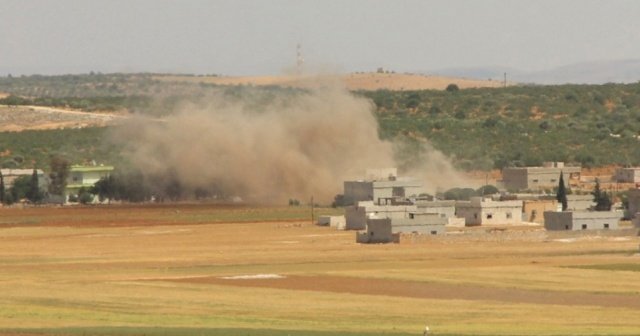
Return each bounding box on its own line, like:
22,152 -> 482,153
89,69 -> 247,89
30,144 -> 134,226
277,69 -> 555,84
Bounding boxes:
317,215 -> 346,230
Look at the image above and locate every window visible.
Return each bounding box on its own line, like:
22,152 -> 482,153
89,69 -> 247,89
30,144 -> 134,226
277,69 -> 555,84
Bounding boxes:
551,179 -> 556,182
474,213 -> 478,219
604,223 -> 610,229
487,213 -> 493,219
581,224 -> 587,230
430,230 -> 437,235
506,212 -> 512,219
409,213 -> 414,219
565,225 -> 569,230
532,179 -> 539,183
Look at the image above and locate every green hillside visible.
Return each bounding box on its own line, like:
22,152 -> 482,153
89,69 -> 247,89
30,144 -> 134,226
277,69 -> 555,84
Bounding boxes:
364,83 -> 640,169
1,74 -> 639,171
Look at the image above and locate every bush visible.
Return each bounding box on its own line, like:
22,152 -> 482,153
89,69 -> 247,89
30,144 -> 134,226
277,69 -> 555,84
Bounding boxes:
445,84 -> 459,92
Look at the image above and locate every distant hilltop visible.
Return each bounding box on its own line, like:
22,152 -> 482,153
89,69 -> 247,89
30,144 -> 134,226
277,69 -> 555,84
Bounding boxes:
430,59 -> 640,85
153,72 -> 505,91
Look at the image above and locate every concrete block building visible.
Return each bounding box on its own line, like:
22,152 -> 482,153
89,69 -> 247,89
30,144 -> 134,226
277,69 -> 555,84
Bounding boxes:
343,168 -> 423,205
522,199 -> 558,223
356,212 -> 447,244
0,169 -> 47,190
345,201 -> 417,230
543,211 -> 621,231
614,167 -> 640,184
627,189 -> 640,219
502,162 -> 580,191
317,215 -> 346,230
455,197 -> 523,226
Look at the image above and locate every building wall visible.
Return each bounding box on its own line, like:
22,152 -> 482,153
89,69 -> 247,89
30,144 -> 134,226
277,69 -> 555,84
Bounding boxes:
343,181 -> 373,205
345,201 -> 418,230
543,211 -> 573,230
522,200 -> 558,223
628,189 -> 640,219
456,198 -> 522,226
615,168 -> 640,183
0,169 -> 47,190
544,211 -> 620,231
392,214 -> 446,235
502,166 -> 580,191
567,194 -> 595,211
362,218 -> 394,243
415,200 -> 456,219
317,215 -> 346,230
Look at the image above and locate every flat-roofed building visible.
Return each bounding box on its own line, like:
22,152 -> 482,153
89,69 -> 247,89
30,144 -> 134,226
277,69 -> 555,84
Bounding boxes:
455,197 -> 523,226
502,162 -> 580,191
543,211 -> 621,231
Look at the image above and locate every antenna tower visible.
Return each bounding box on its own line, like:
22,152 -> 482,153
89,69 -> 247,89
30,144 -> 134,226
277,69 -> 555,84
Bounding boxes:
296,43 -> 304,74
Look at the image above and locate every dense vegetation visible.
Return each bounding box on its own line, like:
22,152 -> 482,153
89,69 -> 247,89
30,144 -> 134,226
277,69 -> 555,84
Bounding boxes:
362,83 -> 640,169
0,127 -> 119,170
1,73 -> 640,171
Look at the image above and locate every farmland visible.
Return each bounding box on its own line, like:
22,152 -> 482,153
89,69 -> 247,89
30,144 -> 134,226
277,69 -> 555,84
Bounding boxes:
0,204 -> 639,335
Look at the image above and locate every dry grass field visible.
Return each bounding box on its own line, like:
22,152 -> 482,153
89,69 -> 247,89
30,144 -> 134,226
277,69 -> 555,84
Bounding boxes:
0,203 -> 639,336
154,72 -> 504,91
0,105 -> 123,132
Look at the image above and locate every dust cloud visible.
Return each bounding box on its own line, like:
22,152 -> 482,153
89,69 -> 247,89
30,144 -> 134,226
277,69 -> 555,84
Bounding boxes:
114,81 -> 468,204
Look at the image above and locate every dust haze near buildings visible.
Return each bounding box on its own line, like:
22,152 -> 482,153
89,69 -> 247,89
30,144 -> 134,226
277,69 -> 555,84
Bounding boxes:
114,83 -> 468,203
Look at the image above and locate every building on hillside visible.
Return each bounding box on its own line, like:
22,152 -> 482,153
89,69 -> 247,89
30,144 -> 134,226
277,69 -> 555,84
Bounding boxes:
501,162 -> 580,191
614,167 -> 640,184
455,197 -> 523,226
343,168 -> 423,206
65,165 -> 114,199
0,168 -> 47,190
543,211 -> 621,231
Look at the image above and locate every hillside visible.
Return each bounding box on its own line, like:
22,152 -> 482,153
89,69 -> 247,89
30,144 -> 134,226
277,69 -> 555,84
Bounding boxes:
0,73 -> 639,172
365,83 -> 640,169
154,72 -> 504,91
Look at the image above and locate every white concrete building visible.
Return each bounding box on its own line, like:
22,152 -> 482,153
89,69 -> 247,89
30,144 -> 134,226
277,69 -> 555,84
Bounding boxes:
455,197 -> 523,226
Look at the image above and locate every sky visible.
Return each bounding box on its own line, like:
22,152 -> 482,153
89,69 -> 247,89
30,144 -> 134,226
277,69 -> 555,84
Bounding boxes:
1,0 -> 639,76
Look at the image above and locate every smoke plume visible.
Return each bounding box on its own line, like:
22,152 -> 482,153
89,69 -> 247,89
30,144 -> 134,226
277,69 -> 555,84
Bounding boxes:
114,81 -> 469,203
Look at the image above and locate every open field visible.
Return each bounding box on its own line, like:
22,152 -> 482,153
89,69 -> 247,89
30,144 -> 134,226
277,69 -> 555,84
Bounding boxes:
0,204 -> 639,335
0,105 -> 124,132
153,72 -> 504,91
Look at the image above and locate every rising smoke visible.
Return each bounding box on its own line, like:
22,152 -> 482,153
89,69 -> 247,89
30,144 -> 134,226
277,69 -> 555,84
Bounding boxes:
113,81 -> 468,204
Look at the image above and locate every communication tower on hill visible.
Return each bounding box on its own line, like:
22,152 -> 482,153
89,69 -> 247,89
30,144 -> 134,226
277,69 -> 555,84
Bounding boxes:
296,43 -> 304,74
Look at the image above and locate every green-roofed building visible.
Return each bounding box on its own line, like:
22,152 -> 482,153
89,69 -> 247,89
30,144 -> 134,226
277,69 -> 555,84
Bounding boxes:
65,165 -> 114,201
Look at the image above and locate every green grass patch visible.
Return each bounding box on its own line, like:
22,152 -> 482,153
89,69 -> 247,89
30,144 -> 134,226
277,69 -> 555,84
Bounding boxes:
565,263 -> 640,272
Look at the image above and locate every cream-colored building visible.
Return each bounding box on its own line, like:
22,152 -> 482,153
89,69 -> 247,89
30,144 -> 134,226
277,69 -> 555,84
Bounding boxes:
455,197 -> 523,226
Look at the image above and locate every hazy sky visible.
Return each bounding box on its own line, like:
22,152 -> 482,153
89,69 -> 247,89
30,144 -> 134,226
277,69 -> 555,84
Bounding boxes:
1,0 -> 639,76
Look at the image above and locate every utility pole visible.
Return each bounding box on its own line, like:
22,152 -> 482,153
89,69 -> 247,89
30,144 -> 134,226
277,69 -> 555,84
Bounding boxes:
310,196 -> 314,226
296,43 -> 304,75
503,72 -> 507,88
